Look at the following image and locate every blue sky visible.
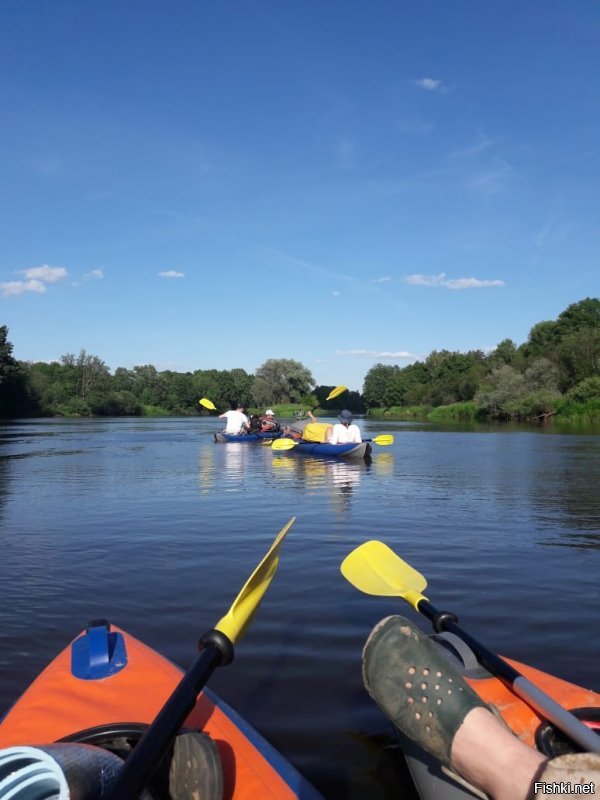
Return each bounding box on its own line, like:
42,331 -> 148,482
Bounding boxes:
1,1 -> 599,392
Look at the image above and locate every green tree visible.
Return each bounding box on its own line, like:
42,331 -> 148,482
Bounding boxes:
362,364 -> 400,407
0,326 -> 32,416
491,338 -> 518,365
523,320 -> 559,359
130,365 -> 168,407
420,350 -> 486,406
112,367 -> 136,393
556,297 -> 600,335
556,328 -> 600,389
230,368 -> 254,408
26,361 -> 72,415
474,365 -> 527,419
162,371 -> 197,413
566,376 -> 600,403
252,359 -> 314,406
314,386 -> 365,414
90,391 -> 143,416
74,350 -> 110,401
524,358 -> 560,393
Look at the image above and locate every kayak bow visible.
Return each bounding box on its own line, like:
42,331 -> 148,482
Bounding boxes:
0,622 -> 322,800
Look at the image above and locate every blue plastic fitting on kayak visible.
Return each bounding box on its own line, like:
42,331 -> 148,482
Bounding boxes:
71,620 -> 128,680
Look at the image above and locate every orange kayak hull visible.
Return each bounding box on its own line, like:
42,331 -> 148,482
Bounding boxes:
0,625 -> 321,800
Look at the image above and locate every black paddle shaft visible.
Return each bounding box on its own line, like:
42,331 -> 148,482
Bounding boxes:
106,630 -> 233,800
418,598 -> 522,684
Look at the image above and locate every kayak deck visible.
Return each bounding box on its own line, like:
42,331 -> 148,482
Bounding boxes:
0,623 -> 322,800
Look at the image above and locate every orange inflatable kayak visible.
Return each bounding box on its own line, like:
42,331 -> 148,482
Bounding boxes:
339,540 -> 600,800
399,631 -> 600,800
0,620 -> 322,800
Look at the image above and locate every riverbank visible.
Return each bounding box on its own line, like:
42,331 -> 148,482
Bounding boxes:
362,399 -> 600,426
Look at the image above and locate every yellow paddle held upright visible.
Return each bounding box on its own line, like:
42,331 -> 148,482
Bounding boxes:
326,385 -> 347,401
215,517 -> 295,642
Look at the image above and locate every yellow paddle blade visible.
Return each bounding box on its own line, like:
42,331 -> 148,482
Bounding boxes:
326,385 -> 347,401
271,438 -> 298,451
199,398 -> 216,411
215,517 -> 295,642
340,540 -> 428,610
372,434 -> 394,446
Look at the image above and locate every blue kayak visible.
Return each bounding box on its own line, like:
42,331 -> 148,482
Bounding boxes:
214,431 -> 282,443
284,441 -> 372,459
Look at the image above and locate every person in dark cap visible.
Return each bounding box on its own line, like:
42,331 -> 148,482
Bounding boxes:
329,409 -> 362,444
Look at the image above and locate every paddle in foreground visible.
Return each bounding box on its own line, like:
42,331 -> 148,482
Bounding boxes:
0,518 -> 323,800
341,540 -> 600,756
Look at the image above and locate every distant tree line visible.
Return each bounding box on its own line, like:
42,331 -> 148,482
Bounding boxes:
363,298 -> 600,421
0,340 -> 365,418
1,298 -> 598,421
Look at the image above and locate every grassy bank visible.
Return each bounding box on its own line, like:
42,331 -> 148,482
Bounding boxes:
366,400 -> 600,424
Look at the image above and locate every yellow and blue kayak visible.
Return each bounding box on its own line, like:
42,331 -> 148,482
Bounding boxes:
281,441 -> 372,459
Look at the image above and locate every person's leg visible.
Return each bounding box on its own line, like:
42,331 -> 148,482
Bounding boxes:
451,706 -> 546,800
362,616 -> 548,800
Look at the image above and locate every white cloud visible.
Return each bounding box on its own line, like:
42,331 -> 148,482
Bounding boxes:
23,265 -> 67,283
2,264 -> 69,298
84,269 -> 104,280
1,279 -> 47,297
158,270 -> 185,278
414,78 -> 442,91
371,276 -> 391,283
332,290 -> 341,296
405,273 -> 504,290
336,349 -> 415,360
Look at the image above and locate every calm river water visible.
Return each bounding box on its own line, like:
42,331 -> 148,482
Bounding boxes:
0,417 -> 598,798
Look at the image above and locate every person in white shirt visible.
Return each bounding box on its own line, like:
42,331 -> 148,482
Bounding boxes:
219,403 -> 250,435
329,409 -> 362,444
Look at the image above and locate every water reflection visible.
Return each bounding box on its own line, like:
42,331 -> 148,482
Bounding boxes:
198,447 -> 215,494
270,455 -> 371,515
221,444 -> 251,492
0,450 -> 10,525
371,452 -> 394,478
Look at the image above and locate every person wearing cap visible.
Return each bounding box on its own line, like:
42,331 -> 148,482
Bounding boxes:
218,403 -> 250,435
329,409 -> 362,445
260,409 -> 280,433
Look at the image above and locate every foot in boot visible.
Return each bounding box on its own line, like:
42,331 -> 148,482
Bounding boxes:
362,615 -> 488,768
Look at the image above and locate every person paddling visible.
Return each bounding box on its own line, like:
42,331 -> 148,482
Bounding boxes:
260,409 -> 280,432
330,409 -> 362,445
218,403 -> 249,435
